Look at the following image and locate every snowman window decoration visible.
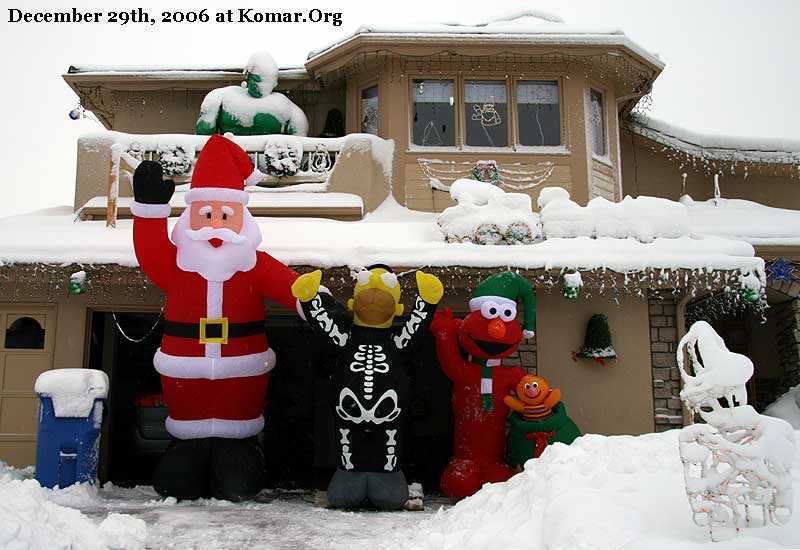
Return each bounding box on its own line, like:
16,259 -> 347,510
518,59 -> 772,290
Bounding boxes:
472,96 -> 502,128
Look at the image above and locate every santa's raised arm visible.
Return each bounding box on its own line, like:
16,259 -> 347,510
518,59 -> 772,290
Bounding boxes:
131,134 -> 299,502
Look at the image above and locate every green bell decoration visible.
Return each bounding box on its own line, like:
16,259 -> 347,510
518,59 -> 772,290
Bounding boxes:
573,314 -> 616,365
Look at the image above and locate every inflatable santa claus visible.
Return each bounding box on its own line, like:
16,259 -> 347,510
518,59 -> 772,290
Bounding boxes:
131,134 -> 299,501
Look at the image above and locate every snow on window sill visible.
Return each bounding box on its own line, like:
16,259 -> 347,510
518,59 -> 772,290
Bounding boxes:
406,145 -> 570,155
592,153 -> 613,167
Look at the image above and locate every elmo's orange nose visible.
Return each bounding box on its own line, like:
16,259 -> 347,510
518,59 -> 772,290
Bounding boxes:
488,318 -> 506,339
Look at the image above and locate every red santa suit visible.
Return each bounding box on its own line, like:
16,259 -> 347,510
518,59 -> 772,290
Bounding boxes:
131,134 -> 299,441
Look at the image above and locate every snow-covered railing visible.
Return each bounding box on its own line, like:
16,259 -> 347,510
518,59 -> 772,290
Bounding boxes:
76,131 -> 395,225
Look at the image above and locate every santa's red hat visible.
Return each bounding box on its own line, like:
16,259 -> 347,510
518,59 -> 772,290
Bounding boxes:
186,134 -> 264,205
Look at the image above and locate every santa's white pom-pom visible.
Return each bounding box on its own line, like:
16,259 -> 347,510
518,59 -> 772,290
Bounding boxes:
245,169 -> 265,187
241,81 -> 247,88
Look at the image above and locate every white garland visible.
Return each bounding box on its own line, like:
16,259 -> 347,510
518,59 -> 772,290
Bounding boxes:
418,158 -> 554,191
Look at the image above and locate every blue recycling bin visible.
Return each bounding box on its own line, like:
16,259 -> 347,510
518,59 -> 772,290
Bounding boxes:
34,369 -> 107,489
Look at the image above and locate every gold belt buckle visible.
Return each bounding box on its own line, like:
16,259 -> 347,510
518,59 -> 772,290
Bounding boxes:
199,317 -> 229,344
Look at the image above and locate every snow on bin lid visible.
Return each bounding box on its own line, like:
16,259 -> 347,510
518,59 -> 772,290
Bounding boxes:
34,369 -> 109,418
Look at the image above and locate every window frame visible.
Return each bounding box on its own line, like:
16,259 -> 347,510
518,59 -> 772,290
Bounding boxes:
407,73 -> 566,152
0,308 -> 52,354
408,76 -> 460,149
358,80 -> 380,137
588,85 -> 609,160
513,76 -> 564,150
463,78 -> 513,149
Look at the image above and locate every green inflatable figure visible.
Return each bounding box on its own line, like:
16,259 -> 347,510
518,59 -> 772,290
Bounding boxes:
196,52 -> 309,136
503,374 -> 581,470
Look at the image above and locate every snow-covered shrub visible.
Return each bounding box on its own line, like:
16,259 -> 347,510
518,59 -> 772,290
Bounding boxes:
157,141 -> 194,177
260,136 -> 302,177
438,178 -> 540,244
539,190 -> 690,242
125,141 -> 146,162
677,321 -> 795,541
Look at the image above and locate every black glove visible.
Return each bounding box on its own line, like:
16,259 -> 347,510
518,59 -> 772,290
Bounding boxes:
133,161 -> 175,205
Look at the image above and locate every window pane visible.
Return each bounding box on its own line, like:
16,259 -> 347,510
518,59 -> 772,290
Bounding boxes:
361,85 -> 379,135
590,89 -> 606,156
465,80 -> 508,147
412,79 -> 455,146
517,80 -> 560,146
5,317 -> 45,349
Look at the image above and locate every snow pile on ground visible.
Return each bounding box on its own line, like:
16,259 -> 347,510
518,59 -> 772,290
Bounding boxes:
401,431 -> 800,550
438,179 -> 540,244
682,195 -> 800,245
766,385 -> 800,429
539,190 -> 690,242
0,462 -> 146,550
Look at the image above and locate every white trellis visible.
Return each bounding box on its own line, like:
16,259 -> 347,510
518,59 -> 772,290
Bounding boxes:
677,321 -> 795,542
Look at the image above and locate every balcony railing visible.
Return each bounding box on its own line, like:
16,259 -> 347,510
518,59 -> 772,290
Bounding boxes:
74,132 -> 395,226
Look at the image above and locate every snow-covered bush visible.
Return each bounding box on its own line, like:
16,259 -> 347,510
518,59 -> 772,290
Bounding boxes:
156,141 -> 194,177
259,136 -> 303,177
677,321 -> 795,541
539,190 -> 690,242
125,141 -> 147,162
438,178 -> 540,244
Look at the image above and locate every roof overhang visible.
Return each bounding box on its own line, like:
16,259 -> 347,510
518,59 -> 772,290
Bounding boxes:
304,32 -> 663,99
63,66 -> 312,92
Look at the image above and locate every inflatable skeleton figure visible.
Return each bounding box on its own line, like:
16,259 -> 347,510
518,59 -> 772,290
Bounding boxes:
292,265 -> 443,509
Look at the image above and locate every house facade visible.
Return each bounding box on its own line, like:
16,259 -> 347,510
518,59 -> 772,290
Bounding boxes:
0,12 -> 797,488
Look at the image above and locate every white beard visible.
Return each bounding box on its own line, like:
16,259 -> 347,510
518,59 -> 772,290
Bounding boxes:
171,207 -> 262,281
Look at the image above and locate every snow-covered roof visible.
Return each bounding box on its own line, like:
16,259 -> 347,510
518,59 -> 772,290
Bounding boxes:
682,195 -> 800,246
625,117 -> 800,166
0,198 -> 765,278
65,65 -> 309,81
307,11 -> 663,70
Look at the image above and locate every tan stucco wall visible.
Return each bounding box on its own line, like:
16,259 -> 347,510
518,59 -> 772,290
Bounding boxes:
620,130 -> 800,209
536,291 -> 655,436
100,87 -> 343,138
0,273 -> 658,467
367,61 -> 620,213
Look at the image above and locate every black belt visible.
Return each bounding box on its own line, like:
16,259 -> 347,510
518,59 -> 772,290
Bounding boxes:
163,319 -> 265,341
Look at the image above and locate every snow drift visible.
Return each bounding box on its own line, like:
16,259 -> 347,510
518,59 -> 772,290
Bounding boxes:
0,462 -> 146,550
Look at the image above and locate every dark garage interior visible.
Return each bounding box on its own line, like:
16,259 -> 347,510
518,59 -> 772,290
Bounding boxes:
87,310 -> 454,493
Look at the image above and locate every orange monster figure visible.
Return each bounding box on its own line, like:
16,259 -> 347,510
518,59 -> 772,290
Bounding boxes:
503,375 -> 561,421
504,374 -> 581,470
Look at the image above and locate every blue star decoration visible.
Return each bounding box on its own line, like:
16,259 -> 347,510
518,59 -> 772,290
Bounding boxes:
769,257 -> 794,283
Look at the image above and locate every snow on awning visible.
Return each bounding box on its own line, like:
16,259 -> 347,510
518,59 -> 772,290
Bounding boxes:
0,199 -> 763,280
306,10 -> 663,71
624,117 -> 800,168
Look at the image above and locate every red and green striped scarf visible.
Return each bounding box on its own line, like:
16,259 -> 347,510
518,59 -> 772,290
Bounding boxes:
470,356 -> 502,410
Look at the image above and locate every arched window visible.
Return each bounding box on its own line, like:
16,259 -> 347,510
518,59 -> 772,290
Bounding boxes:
5,317 -> 45,349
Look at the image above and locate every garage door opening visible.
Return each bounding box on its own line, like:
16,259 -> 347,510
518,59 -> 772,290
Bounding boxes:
88,311 -> 453,491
